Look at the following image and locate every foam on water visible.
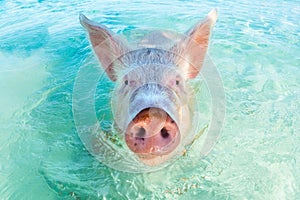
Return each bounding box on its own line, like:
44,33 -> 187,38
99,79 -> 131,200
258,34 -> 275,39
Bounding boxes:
0,0 -> 299,199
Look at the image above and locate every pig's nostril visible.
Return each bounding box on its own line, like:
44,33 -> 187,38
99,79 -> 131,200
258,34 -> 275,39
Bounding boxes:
160,128 -> 169,138
136,127 -> 146,137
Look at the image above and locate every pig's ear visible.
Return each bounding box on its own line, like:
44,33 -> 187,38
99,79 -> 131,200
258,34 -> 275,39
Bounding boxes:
171,9 -> 217,79
80,14 -> 129,81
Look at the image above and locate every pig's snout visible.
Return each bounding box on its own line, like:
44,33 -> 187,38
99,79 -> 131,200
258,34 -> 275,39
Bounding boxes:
125,108 -> 180,158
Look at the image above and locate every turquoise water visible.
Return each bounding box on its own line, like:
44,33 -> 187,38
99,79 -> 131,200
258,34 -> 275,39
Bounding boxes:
0,0 -> 299,199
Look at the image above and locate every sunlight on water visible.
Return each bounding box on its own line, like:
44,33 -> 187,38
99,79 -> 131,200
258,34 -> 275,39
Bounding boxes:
0,0 -> 299,199
0,51 -> 48,119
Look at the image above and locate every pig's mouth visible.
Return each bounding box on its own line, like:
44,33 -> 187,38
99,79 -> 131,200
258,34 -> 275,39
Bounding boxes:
125,107 -> 180,159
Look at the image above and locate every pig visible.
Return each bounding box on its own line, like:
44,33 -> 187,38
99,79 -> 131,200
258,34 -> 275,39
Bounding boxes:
79,9 -> 217,166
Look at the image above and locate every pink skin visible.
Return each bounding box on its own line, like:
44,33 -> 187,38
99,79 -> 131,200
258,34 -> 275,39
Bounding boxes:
80,9 -> 218,165
125,108 -> 180,158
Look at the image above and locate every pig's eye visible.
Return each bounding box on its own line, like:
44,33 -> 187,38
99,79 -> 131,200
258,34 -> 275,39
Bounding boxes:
124,80 -> 128,85
176,80 -> 180,85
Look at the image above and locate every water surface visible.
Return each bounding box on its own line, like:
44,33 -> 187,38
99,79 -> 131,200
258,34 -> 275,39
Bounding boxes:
0,0 -> 299,199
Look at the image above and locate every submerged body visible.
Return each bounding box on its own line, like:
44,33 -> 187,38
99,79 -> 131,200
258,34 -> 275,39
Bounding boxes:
80,9 -> 217,166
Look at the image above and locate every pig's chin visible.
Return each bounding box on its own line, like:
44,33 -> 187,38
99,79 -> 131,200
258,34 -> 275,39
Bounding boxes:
125,108 -> 181,165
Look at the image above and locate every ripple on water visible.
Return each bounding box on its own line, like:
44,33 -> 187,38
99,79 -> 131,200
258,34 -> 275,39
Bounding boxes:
0,0 -> 299,199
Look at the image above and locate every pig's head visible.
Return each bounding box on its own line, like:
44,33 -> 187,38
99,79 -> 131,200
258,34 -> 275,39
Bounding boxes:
80,9 -> 217,166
